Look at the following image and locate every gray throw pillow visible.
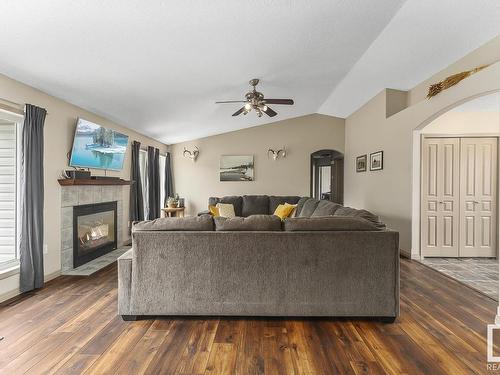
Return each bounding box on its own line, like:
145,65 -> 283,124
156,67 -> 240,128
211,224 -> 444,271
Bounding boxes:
214,215 -> 282,231
283,216 -> 380,231
133,215 -> 214,231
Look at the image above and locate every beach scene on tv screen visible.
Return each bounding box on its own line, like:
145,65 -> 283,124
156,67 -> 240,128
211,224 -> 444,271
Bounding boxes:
70,119 -> 128,170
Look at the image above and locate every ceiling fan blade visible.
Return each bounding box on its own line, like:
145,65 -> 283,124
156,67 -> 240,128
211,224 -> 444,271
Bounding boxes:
232,107 -> 246,116
262,106 -> 277,117
216,100 -> 247,104
263,99 -> 294,105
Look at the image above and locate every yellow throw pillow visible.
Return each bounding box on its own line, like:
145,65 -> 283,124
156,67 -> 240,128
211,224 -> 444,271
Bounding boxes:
208,205 -> 219,217
274,204 -> 296,220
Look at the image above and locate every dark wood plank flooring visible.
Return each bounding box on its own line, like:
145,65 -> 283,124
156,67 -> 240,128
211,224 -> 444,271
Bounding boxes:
0,258 -> 497,374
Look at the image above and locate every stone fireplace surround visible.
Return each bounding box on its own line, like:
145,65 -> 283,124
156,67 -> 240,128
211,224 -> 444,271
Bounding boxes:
61,185 -> 124,271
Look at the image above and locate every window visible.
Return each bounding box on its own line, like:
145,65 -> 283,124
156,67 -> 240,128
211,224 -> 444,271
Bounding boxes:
159,154 -> 166,208
0,112 -> 21,270
138,149 -> 166,219
139,149 -> 149,219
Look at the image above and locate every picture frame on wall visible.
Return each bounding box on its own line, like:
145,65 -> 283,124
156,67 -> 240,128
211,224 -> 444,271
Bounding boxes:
370,151 -> 383,171
356,155 -> 367,172
219,155 -> 254,181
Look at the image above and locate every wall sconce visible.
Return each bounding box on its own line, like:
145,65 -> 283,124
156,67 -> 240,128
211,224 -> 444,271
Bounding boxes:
183,146 -> 199,162
268,147 -> 286,160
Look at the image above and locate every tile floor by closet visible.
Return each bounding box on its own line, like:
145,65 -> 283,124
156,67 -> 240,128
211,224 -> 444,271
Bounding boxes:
419,257 -> 498,300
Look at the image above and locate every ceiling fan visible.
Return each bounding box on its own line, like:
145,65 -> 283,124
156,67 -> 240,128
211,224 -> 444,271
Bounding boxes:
216,79 -> 294,118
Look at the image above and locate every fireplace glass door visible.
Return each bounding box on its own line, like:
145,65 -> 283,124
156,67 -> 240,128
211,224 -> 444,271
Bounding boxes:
73,201 -> 117,268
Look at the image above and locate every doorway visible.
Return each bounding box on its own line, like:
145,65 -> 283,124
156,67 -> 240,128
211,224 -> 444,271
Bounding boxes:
310,149 -> 344,204
417,92 -> 500,300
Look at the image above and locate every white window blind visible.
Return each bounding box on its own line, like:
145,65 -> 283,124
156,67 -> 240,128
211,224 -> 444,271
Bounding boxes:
0,120 -> 17,265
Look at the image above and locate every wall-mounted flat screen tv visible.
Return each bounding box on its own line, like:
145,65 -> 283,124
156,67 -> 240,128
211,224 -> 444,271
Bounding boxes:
69,118 -> 129,170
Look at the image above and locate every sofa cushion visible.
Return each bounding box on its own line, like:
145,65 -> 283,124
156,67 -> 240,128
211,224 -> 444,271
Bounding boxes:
294,197 -> 310,217
133,215 -> 214,231
208,196 -> 243,217
311,200 -> 342,217
242,195 -> 270,216
298,198 -> 320,217
214,215 -> 282,231
334,206 -> 386,229
269,196 -> 302,214
283,216 -> 380,231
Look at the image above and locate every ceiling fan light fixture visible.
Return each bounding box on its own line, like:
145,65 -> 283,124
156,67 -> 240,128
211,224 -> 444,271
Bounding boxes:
217,79 -> 294,118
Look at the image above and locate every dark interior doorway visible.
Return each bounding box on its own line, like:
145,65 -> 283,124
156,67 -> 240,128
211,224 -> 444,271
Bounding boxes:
310,149 -> 344,204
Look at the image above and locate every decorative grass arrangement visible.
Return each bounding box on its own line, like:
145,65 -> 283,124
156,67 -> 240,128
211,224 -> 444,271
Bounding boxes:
427,64 -> 490,99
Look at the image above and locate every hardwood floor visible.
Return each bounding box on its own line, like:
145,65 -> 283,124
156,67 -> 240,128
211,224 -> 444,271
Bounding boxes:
0,258 -> 497,374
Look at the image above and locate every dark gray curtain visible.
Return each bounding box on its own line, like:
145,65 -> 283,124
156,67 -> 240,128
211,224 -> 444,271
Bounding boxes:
147,146 -> 160,219
129,141 -> 144,223
20,104 -> 46,293
164,152 -> 174,207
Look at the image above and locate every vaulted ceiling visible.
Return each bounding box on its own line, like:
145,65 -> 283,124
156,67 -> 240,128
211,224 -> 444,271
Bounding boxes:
1,1 -> 499,144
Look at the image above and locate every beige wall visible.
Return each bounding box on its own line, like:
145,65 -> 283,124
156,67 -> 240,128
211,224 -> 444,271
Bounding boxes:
0,73 -> 167,301
171,114 -> 345,216
408,35 -> 500,106
344,49 -> 500,256
422,111 -> 500,134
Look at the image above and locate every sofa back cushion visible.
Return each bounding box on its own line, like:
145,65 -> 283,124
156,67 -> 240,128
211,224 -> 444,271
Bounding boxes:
209,196 -> 243,217
214,215 -> 282,231
284,216 -> 380,231
242,195 -> 270,216
311,200 -> 341,217
268,196 -> 302,214
133,215 -> 214,231
298,198 -> 320,217
334,206 -> 386,229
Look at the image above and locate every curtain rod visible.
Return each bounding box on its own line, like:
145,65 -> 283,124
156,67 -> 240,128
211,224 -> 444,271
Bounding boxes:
0,98 -> 49,116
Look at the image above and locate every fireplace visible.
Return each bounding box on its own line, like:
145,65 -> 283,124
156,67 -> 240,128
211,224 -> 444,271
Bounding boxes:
73,201 -> 118,268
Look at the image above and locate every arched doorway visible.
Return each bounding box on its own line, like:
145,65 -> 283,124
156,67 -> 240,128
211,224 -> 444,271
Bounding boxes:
310,149 -> 344,204
412,91 -> 500,300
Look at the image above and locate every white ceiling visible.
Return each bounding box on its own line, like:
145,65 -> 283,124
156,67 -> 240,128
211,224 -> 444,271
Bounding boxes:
0,1 -> 499,144
319,0 -> 500,117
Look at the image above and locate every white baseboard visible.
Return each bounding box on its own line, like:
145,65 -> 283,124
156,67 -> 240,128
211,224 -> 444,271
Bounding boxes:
0,288 -> 20,304
0,270 -> 61,304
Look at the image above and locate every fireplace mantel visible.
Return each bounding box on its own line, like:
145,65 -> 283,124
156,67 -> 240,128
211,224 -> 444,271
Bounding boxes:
58,178 -> 131,186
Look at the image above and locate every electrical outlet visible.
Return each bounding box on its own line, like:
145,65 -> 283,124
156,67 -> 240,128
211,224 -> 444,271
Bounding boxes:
43,244 -> 48,254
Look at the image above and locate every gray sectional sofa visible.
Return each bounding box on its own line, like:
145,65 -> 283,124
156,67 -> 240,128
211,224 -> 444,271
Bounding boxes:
118,195 -> 399,321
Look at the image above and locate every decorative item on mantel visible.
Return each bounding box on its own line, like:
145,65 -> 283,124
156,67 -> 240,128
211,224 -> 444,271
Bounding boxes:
267,147 -> 286,160
183,146 -> 199,162
426,63 -> 493,98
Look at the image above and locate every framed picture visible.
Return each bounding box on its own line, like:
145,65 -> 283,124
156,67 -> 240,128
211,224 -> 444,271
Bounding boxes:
220,155 -> 254,181
370,151 -> 383,171
356,155 -> 367,172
